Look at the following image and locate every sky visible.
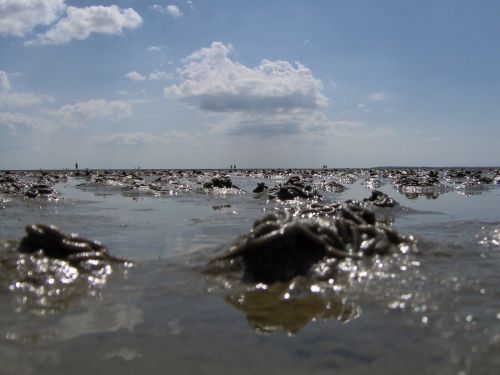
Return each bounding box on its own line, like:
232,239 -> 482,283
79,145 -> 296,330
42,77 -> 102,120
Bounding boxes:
0,0 -> 499,169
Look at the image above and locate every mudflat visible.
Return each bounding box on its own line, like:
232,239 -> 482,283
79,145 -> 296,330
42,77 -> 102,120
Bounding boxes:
1,167 -> 499,375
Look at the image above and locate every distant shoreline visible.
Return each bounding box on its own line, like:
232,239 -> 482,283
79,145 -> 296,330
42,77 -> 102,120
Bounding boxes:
2,166 -> 500,172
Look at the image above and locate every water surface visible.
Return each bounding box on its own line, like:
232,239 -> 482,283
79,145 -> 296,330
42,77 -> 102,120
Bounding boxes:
1,170 -> 499,375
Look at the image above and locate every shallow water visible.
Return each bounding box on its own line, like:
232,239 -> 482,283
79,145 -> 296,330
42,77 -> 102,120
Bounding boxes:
1,170 -> 500,374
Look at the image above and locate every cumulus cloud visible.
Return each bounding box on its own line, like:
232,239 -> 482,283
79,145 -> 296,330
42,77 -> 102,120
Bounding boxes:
95,132 -> 162,147
0,0 -> 66,37
163,42 -> 373,140
166,5 -> 183,18
26,5 -> 142,46
165,42 -> 327,113
369,91 -> 389,101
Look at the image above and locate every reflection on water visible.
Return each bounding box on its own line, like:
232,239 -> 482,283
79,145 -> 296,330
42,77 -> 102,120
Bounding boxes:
478,226 -> 500,248
225,281 -> 359,334
5,303 -> 143,343
47,303 -> 143,341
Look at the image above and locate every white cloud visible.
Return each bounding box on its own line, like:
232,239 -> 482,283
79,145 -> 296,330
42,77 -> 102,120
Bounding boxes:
50,99 -> 133,124
26,5 -> 142,46
163,42 -> 354,139
0,0 -> 66,37
125,71 -> 146,81
0,91 -> 53,107
152,4 -> 183,18
147,46 -> 163,53
0,70 -> 11,91
0,111 -> 49,131
95,132 -> 162,146
151,5 -> 164,13
165,42 -> 327,113
162,42 -> 380,141
126,70 -> 172,82
369,91 -> 389,101
166,5 -> 183,18
0,70 -> 53,107
1,94 -> 136,133
187,1 -> 195,10
148,70 -> 172,81
357,103 -> 370,112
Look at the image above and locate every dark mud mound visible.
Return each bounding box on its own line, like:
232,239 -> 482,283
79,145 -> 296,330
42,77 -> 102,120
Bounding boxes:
0,172 -> 61,200
363,190 -> 399,208
268,176 -> 321,201
253,182 -> 268,193
207,202 -> 415,284
205,200 -> 416,333
317,180 -> 347,193
202,175 -> 240,191
0,224 -> 131,315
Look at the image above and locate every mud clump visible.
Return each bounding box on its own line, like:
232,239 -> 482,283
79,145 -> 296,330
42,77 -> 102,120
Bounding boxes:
18,224 -> 125,264
1,224 -> 131,315
363,190 -> 399,208
203,176 -> 239,190
0,173 -> 61,200
320,180 -> 347,193
268,176 -> 320,201
253,182 -> 268,193
207,202 -> 415,284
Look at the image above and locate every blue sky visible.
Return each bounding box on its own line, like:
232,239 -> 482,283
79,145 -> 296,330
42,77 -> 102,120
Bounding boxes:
0,0 -> 499,169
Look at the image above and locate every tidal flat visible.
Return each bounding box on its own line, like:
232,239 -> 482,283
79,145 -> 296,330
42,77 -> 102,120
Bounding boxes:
1,168 -> 500,375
